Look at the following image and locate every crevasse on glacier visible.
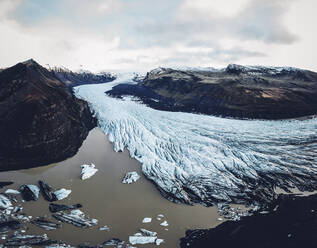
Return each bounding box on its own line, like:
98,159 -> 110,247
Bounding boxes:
74,73 -> 317,206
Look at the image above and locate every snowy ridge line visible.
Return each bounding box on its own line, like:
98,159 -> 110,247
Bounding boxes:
148,64 -> 305,76
74,74 -> 317,206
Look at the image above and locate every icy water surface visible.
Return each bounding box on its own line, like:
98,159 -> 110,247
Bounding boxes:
0,128 -> 223,247
75,74 -> 317,205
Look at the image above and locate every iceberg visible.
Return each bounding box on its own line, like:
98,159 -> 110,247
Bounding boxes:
75,73 -> 317,206
129,236 -> 157,245
140,228 -> 157,236
53,189 -> 71,200
80,163 -> 98,180
0,194 -> 12,208
160,221 -> 168,227
142,217 -> 152,223
122,171 -> 140,184
5,189 -> 20,194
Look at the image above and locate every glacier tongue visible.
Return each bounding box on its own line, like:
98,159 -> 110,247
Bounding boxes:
74,73 -> 317,206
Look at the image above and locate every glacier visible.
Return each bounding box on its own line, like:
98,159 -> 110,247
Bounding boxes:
74,73 -> 317,206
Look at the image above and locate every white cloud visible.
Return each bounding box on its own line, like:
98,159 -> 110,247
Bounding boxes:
0,0 -> 316,72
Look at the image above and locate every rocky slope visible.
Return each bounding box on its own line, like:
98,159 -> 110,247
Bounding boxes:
180,193 -> 317,248
50,67 -> 115,88
0,59 -> 96,171
107,64 -> 317,119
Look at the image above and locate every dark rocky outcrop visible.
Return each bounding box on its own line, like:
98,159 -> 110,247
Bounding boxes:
0,59 -> 96,171
107,65 -> 317,119
50,67 -> 115,88
180,193 -> 317,248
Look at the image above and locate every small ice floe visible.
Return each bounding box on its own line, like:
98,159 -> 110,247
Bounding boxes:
140,228 -> 157,237
52,210 -> 97,228
31,217 -> 61,230
0,219 -> 22,233
39,181 -> 56,202
80,163 -> 98,180
49,203 -> 82,213
15,214 -> 32,222
142,217 -> 152,223
164,228 -> 168,231
156,239 -> 164,245
5,189 -> 20,195
103,238 -> 124,246
122,172 -> 140,184
4,234 -> 57,246
45,244 -> 74,248
217,218 -> 223,221
0,194 -> 12,208
156,214 -> 164,220
129,236 -> 157,245
19,185 -> 40,201
53,189 -> 71,201
99,225 -> 110,231
160,221 -> 168,226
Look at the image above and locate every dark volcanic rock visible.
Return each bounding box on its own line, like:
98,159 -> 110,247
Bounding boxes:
107,65 -> 317,119
49,203 -> 82,213
50,67 -> 115,88
180,193 -> 317,248
0,59 -> 96,171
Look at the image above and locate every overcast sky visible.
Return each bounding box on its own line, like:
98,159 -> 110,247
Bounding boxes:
0,0 -> 316,72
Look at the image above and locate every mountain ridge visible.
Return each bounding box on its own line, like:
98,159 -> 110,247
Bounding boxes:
107,64 -> 317,119
0,59 -> 96,170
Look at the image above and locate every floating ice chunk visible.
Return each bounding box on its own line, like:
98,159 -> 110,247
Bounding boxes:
27,185 -> 40,198
129,236 -> 157,245
122,171 -> 140,184
80,163 -> 98,180
45,244 -> 74,248
99,225 -> 110,231
0,194 -> 12,208
160,221 -> 168,226
157,214 -> 164,218
53,189 -> 71,200
142,217 -> 152,223
156,239 -> 164,245
103,238 -> 124,246
52,209 -> 97,228
19,185 -> 40,201
5,189 -> 20,194
140,228 -> 157,237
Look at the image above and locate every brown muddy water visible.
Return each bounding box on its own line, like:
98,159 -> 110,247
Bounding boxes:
0,128 -> 223,247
